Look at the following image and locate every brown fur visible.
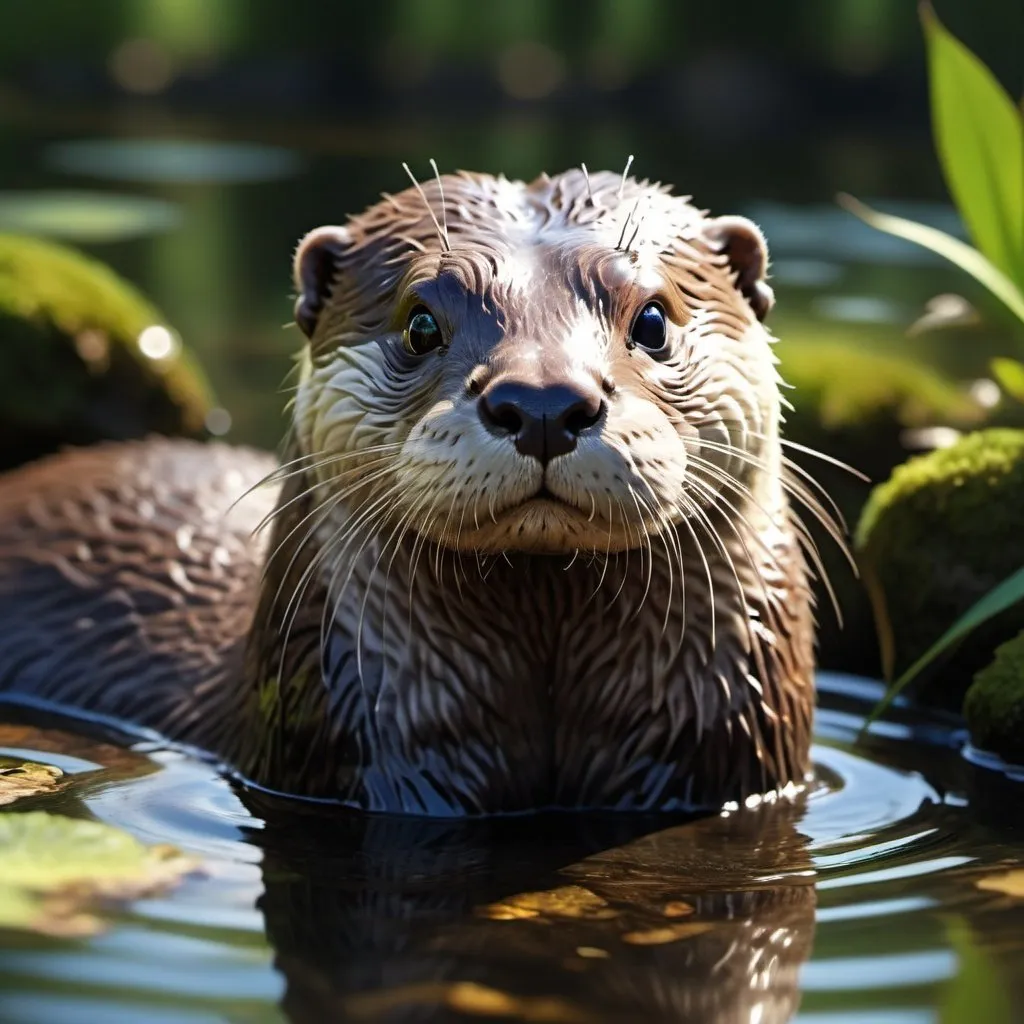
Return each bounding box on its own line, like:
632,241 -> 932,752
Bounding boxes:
0,168 -> 819,815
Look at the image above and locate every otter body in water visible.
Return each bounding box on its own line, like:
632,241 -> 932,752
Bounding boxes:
0,168 -> 819,815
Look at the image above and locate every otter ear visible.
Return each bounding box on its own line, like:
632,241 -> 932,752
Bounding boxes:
704,215 -> 775,321
293,225 -> 351,338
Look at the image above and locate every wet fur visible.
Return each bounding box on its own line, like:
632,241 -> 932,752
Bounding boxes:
0,168 -> 821,815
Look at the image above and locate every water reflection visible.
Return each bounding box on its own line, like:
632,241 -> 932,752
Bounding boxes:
46,140 -> 303,185
0,191 -> 181,243
247,796 -> 816,1023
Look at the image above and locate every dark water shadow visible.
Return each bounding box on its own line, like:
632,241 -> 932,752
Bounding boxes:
243,789 -> 816,1023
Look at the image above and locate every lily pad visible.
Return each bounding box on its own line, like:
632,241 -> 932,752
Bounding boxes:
0,760 -> 64,806
0,811 -> 200,937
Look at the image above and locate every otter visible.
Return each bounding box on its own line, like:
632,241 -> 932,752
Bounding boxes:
0,167 -> 827,815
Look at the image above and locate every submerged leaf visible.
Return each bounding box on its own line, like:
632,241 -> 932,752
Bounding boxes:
837,194 -> 1024,326
921,2 -> 1024,287
0,811 -> 200,936
0,760 -> 64,806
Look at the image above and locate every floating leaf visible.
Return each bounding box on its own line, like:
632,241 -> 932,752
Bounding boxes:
921,2 -> 1024,287
0,811 -> 200,936
0,760 -> 64,806
862,564 -> 1024,730
837,194 -> 1024,326
990,358 -> 1024,403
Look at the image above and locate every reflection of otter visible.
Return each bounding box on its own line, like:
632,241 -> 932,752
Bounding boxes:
247,790 -> 816,1023
0,167 -> 834,814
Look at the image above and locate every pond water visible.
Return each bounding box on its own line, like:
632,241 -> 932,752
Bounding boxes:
1,50 -> 1023,1023
1,674 -> 1021,1023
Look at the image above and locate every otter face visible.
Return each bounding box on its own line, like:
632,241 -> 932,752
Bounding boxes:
291,169 -> 780,556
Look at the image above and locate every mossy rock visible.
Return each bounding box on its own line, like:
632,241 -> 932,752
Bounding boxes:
964,632 -> 1024,765
855,428 -> 1024,709
0,233 -> 213,470
776,338 -> 984,676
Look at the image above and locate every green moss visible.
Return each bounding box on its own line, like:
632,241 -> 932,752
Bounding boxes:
964,632 -> 1024,764
855,429 -> 1024,706
778,338 -> 982,434
0,233 -> 213,468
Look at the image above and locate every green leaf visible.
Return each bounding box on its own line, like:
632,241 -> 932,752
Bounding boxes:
921,2 -> 1024,288
837,194 -> 1024,326
991,357 -> 1024,402
0,811 -> 199,936
862,563 -> 1024,730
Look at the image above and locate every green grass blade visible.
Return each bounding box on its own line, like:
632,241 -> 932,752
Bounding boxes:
991,357 -> 1024,402
837,193 -> 1024,326
921,1 -> 1024,287
861,564 -> 1024,732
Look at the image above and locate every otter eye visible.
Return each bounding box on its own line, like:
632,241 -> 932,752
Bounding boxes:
403,306 -> 444,355
629,302 -> 668,354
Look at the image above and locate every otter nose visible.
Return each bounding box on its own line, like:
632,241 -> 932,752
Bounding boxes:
478,381 -> 604,463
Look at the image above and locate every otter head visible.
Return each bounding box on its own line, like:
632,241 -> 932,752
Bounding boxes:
290,168 -> 780,556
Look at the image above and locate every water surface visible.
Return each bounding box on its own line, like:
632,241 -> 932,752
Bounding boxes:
1,675 -> 1021,1023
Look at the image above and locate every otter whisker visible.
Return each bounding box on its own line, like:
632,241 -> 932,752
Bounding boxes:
254,454 -> 403,539
687,440 -> 856,598
262,462 -> 398,595
580,162 -> 593,205
674,494 -> 717,649
616,197 -> 642,250
625,486 -> 657,625
282,481 -> 404,685
682,489 -> 768,680
587,497 -> 617,605
764,432 -> 869,481
684,456 -> 795,595
618,153 -> 634,198
402,161 -> 449,253
637,476 -> 689,643
233,443 -> 404,521
681,468 -> 788,664
428,158 -> 451,252
692,434 -> 853,564
609,496 -> 635,605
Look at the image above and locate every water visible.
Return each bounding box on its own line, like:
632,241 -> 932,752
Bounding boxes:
0,675 -> 1020,1023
